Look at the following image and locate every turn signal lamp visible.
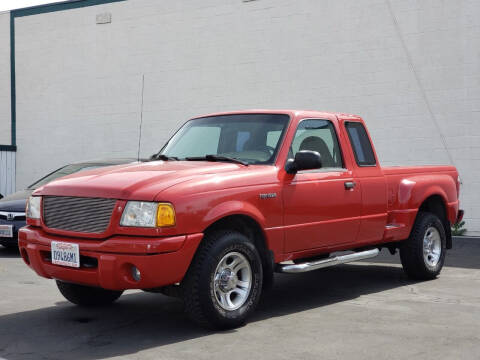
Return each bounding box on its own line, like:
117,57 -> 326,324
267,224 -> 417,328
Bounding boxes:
157,203 -> 176,227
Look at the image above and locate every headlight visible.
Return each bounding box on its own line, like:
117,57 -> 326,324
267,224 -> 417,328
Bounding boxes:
26,196 -> 42,219
120,201 -> 176,227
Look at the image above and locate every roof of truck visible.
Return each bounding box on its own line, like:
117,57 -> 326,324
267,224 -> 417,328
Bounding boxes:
193,109 -> 363,121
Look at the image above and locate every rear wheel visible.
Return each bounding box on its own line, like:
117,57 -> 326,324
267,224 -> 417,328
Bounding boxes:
56,281 -> 123,306
182,230 -> 263,329
400,212 -> 446,280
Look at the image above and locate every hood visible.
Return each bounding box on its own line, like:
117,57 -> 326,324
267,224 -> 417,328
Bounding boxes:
34,161 -> 249,201
0,189 -> 32,212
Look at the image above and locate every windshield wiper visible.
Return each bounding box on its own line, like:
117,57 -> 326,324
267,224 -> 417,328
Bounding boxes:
149,154 -> 178,161
185,155 -> 249,166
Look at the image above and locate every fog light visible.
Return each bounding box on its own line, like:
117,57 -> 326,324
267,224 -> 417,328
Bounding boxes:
131,266 -> 141,282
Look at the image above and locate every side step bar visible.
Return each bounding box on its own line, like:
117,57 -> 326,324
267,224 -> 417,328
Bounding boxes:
276,248 -> 380,274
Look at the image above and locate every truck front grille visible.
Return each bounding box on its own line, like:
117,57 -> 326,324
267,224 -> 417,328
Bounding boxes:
43,196 -> 116,234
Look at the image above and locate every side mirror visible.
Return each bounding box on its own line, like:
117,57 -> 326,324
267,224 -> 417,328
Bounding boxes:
0,193 -> 3,200
285,150 -> 322,174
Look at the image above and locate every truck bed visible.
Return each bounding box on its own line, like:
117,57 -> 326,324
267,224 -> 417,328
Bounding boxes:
383,165 -> 457,176
381,164 -> 459,243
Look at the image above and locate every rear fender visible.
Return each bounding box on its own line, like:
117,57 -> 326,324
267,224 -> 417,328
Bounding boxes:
396,176 -> 454,212
386,175 -> 457,241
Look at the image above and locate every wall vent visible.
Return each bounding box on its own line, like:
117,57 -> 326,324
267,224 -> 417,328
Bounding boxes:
96,12 -> 112,24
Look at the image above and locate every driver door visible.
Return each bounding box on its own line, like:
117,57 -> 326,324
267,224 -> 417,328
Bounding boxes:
282,119 -> 361,252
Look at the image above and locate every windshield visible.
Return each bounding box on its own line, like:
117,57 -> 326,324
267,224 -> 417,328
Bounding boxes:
28,164 -> 110,189
160,114 -> 290,165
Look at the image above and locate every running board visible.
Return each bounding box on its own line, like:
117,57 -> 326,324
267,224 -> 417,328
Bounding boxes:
276,248 -> 380,274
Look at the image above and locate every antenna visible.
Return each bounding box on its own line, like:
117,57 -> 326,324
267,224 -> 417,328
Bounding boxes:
137,74 -> 145,161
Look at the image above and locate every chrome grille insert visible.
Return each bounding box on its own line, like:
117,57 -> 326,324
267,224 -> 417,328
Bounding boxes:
43,196 -> 116,234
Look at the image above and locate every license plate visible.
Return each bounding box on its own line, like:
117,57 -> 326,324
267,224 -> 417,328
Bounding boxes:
0,225 -> 13,238
51,241 -> 80,268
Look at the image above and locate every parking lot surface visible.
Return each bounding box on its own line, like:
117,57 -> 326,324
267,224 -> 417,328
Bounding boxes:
1,237 -> 479,360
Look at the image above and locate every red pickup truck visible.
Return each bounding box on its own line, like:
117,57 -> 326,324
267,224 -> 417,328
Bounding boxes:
19,110 -> 463,329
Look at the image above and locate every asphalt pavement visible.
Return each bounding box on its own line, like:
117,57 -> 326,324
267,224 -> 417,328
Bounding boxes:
0,237 -> 479,360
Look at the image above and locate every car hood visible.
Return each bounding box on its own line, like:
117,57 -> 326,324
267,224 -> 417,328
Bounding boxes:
34,161 -> 251,201
0,189 -> 32,212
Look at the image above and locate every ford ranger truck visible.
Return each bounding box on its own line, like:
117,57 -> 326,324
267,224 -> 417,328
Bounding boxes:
19,110 -> 463,329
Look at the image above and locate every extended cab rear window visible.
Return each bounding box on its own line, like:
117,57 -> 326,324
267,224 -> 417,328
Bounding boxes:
345,122 -> 376,166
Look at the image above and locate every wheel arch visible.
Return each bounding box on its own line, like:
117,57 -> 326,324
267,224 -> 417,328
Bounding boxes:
417,194 -> 452,249
397,176 -> 454,249
203,214 -> 275,289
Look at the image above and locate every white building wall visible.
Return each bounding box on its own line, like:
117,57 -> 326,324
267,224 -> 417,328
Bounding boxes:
0,11 -> 11,145
13,0 -> 480,233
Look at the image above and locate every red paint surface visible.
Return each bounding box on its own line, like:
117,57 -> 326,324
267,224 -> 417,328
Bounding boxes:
19,110 -> 461,290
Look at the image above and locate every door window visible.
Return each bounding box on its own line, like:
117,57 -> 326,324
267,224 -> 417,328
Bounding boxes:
289,119 -> 343,168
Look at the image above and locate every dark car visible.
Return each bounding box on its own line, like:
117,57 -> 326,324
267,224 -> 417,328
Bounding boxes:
0,158 -> 137,249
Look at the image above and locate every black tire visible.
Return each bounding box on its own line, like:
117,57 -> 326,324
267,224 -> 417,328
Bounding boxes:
142,285 -> 182,298
182,230 -> 263,330
400,212 -> 446,280
56,281 -> 123,307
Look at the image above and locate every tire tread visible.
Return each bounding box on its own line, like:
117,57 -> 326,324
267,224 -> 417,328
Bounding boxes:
182,230 -> 263,329
56,281 -> 123,306
400,211 -> 446,280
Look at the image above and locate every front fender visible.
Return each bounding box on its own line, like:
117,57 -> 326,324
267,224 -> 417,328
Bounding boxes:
203,200 -> 267,228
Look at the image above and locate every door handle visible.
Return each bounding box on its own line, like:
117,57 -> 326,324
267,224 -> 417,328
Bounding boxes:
344,181 -> 356,190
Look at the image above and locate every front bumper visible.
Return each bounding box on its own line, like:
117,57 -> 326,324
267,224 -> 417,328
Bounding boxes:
18,226 -> 203,290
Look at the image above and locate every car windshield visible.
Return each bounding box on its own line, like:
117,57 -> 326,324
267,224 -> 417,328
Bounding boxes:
159,114 -> 290,165
28,164 -> 110,189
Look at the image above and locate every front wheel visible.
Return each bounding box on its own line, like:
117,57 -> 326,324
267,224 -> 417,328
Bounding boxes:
182,231 -> 263,329
56,281 -> 123,306
400,212 -> 446,280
